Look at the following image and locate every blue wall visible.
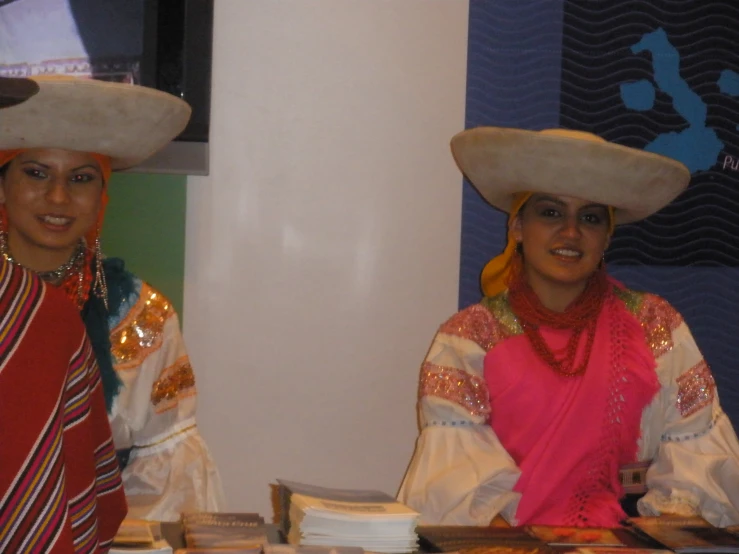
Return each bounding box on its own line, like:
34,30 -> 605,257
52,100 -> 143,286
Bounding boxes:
460,0 -> 739,427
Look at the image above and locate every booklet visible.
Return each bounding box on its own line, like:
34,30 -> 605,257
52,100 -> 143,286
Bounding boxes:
575,548 -> 674,554
627,516 -> 739,553
113,519 -> 162,548
174,546 -> 262,554
416,525 -> 553,553
527,526 -> 626,547
111,541 -> 173,554
181,512 -> 267,549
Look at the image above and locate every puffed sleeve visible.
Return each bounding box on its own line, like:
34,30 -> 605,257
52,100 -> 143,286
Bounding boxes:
637,317 -> 739,527
108,282 -> 226,521
398,305 -> 521,525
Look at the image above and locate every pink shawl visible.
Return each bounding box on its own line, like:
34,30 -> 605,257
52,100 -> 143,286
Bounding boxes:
485,281 -> 659,527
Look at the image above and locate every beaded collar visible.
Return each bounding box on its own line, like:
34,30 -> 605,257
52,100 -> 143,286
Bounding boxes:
0,233 -> 86,285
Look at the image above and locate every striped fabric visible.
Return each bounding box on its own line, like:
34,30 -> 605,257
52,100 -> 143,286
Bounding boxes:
0,260 -> 127,553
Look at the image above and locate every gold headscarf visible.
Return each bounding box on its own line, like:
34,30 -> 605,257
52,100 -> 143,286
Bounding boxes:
480,193 -> 616,297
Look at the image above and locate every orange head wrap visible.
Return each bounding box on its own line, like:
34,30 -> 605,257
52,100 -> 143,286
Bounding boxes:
480,192 -> 616,298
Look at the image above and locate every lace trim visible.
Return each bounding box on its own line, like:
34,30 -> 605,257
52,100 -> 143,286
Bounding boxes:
638,488 -> 700,517
420,362 -> 490,419
563,293 -> 628,526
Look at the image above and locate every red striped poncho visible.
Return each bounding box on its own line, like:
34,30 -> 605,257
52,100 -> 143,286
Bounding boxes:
0,260 -> 128,552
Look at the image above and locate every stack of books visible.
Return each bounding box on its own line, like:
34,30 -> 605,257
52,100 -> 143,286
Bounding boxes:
277,480 -> 420,553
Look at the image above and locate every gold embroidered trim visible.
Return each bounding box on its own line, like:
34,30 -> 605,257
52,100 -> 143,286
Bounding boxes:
614,288 -> 683,359
110,284 -> 173,369
613,287 -> 640,314
483,291 -> 523,337
440,295 -> 521,352
420,362 -> 490,418
151,357 -> 196,409
676,360 -> 715,418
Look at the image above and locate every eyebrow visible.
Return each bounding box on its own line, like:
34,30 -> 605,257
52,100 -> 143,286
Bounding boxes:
533,195 -> 608,211
20,160 -> 102,173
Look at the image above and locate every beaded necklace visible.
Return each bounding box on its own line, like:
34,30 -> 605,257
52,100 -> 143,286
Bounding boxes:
0,232 -> 94,309
507,256 -> 609,377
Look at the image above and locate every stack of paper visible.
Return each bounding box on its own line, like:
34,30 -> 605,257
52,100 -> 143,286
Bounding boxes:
278,480 -> 419,554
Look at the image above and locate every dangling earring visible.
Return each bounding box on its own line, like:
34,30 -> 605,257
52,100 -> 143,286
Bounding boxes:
92,232 -> 109,311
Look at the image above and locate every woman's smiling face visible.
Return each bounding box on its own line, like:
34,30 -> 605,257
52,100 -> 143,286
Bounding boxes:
0,148 -> 104,270
511,193 -> 611,295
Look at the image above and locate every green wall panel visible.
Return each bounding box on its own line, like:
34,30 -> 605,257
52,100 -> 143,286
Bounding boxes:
101,172 -> 187,319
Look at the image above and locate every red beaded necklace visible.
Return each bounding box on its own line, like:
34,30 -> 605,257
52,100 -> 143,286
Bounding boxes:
506,255 -> 609,377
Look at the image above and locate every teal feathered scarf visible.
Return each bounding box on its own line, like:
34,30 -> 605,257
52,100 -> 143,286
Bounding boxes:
81,257 -> 136,413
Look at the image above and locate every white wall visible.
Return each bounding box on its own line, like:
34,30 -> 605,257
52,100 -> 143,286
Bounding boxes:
184,0 -> 469,518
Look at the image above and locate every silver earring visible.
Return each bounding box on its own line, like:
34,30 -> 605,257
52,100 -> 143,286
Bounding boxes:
93,234 -> 109,311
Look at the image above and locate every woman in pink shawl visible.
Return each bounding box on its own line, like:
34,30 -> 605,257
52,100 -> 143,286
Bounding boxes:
398,128 -> 739,528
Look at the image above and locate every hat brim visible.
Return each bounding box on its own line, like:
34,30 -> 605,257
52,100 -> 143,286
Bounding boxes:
0,77 -> 40,108
0,77 -> 191,170
450,127 -> 691,224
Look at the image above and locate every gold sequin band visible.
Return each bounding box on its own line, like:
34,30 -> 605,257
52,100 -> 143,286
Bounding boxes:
151,357 -> 196,411
439,298 -> 522,353
110,284 -> 173,369
420,362 -> 490,419
614,289 -> 683,359
676,359 -> 715,418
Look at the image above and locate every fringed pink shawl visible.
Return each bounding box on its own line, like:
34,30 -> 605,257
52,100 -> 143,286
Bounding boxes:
485,280 -> 659,527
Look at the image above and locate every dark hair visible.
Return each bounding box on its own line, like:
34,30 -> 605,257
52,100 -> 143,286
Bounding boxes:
0,163 -> 8,178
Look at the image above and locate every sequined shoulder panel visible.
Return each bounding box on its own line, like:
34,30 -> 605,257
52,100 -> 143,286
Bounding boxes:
439,294 -> 522,352
482,292 -> 523,336
612,287 -> 641,315
110,283 -> 174,370
614,288 -> 683,360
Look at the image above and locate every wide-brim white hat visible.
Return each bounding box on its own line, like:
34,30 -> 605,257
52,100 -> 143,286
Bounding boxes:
450,127 -> 691,224
0,77 -> 39,108
0,76 -> 191,170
